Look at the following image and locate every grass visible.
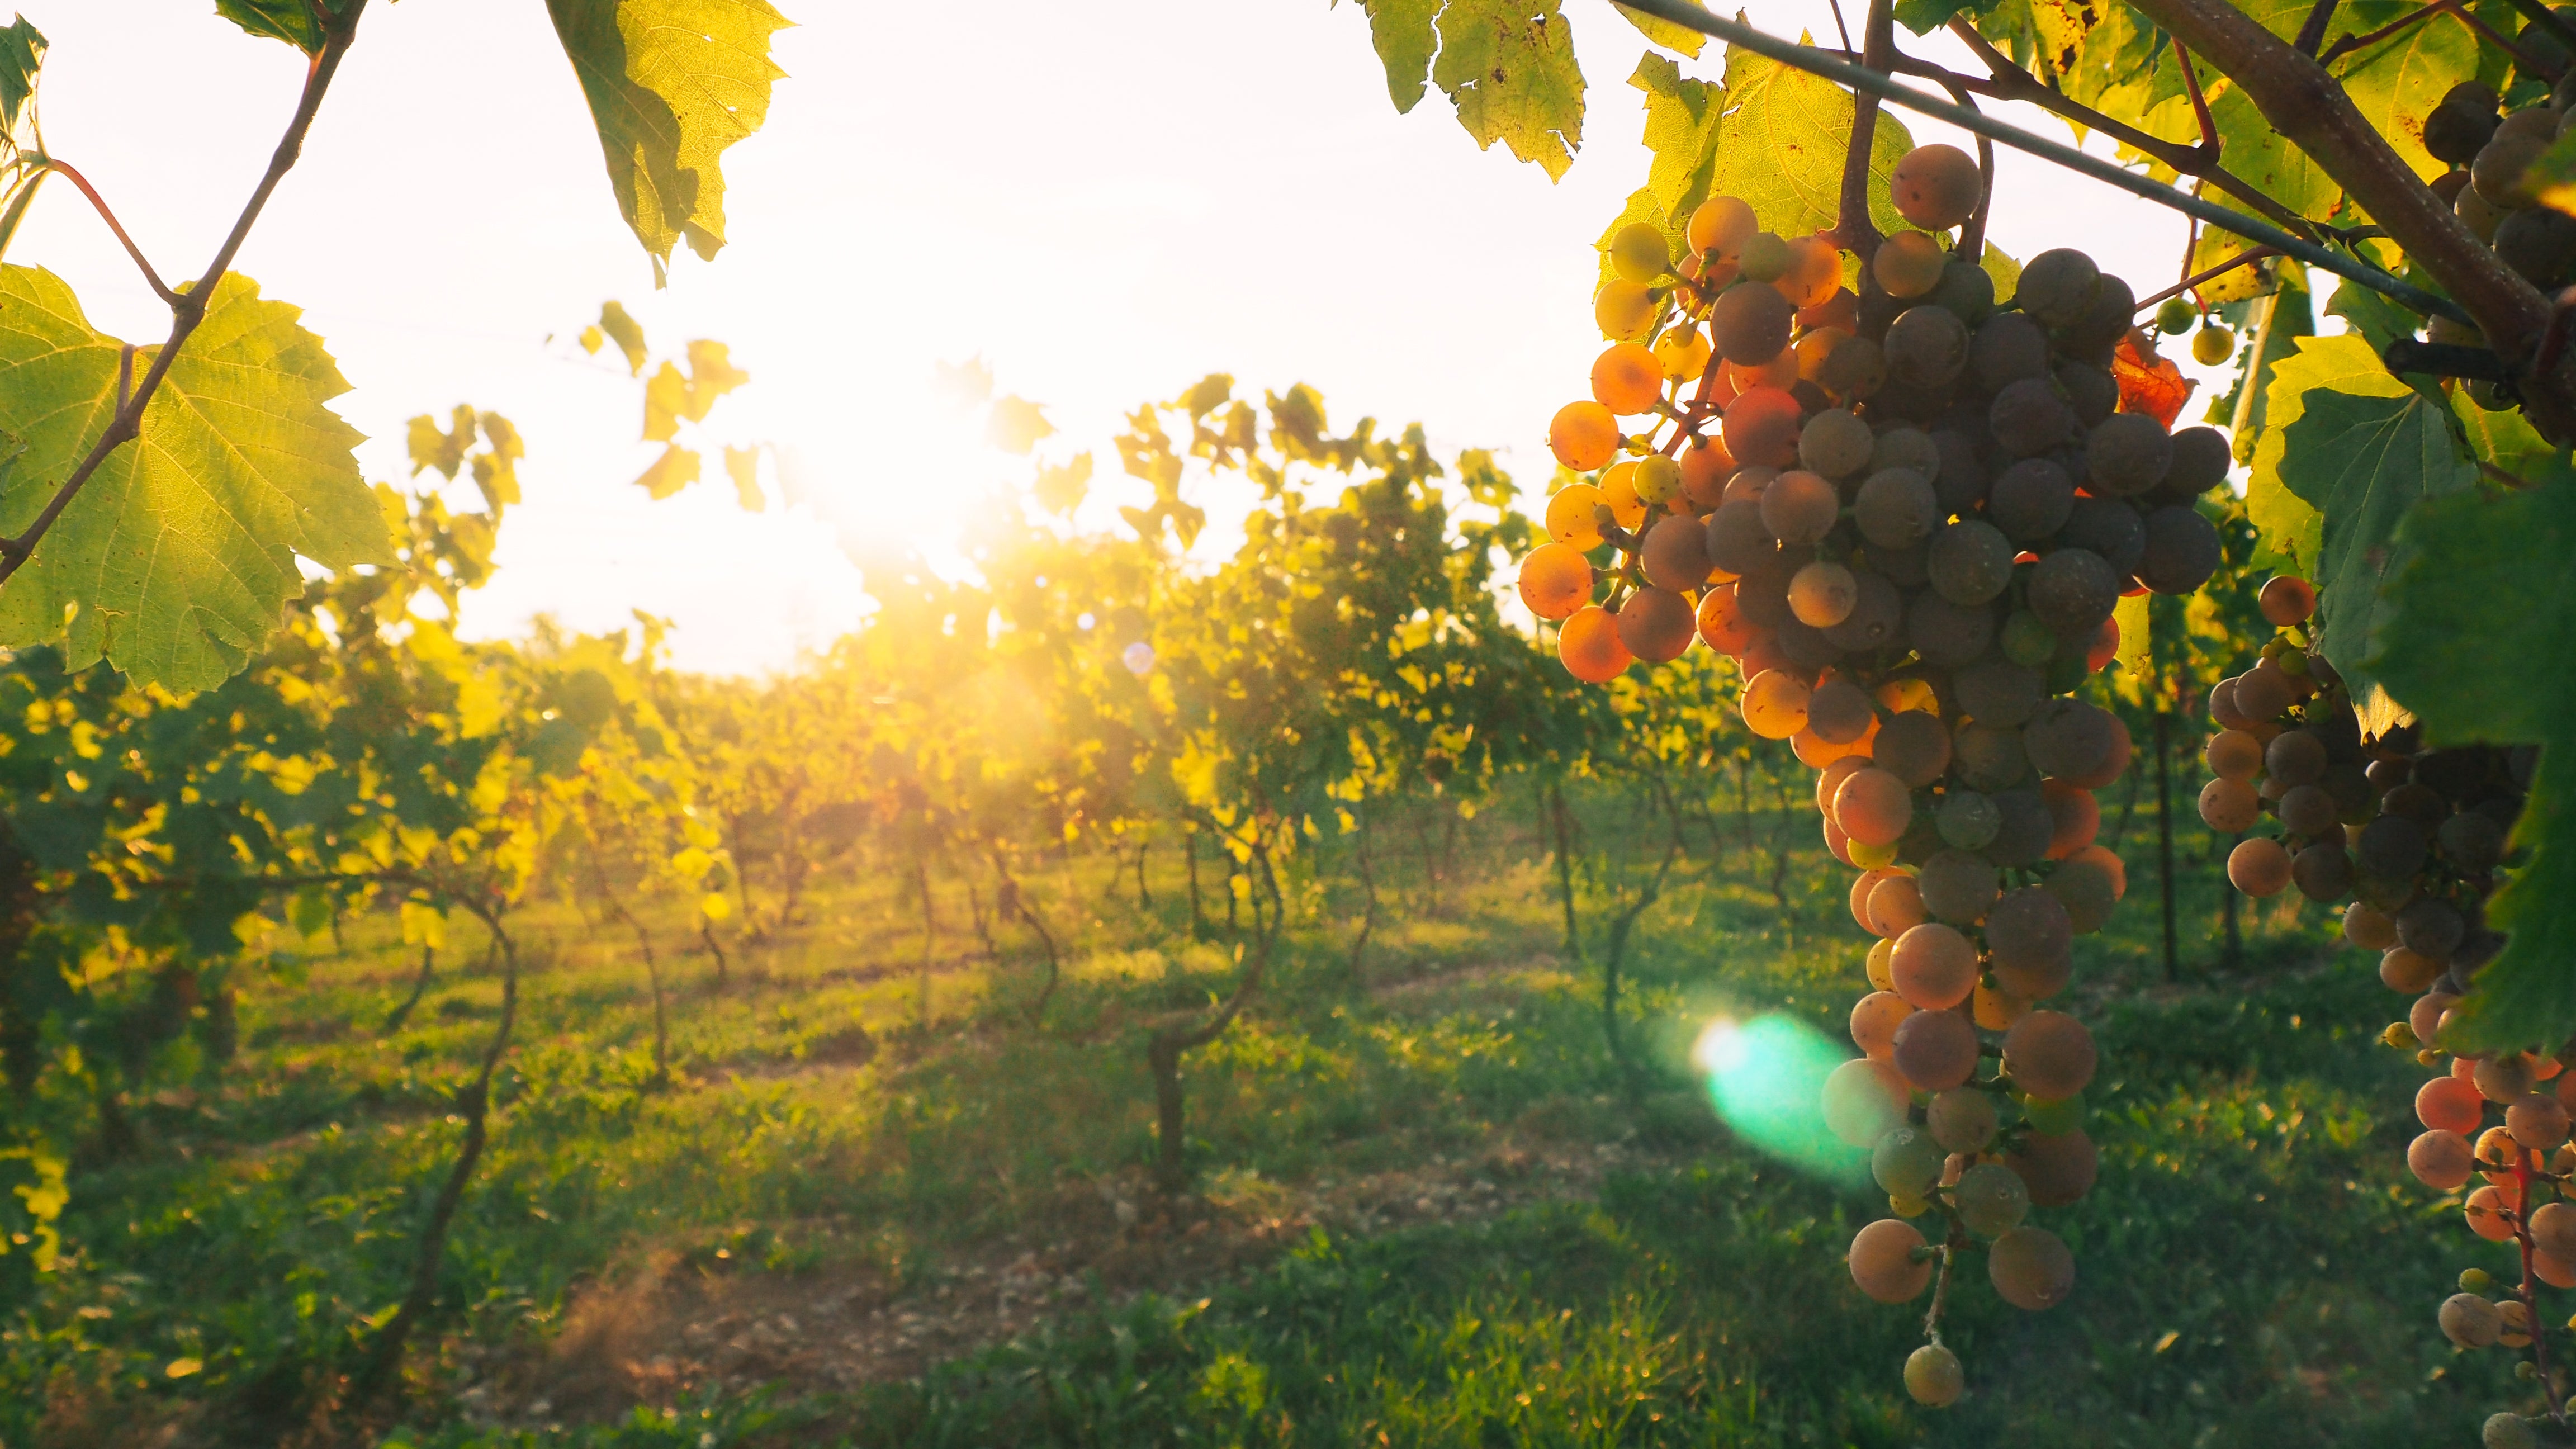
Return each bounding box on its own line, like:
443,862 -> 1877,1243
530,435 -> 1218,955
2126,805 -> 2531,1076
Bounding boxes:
0,776 -> 2532,1447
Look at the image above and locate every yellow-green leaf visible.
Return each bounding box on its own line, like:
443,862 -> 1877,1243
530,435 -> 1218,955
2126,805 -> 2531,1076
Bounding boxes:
214,0 -> 318,51
1355,0 -> 1445,112
0,269 -> 385,689
544,0 -> 792,281
1432,0 -> 1586,181
1710,39 -> 1911,240
635,443 -> 699,499
1614,1 -> 1709,57
2246,333 -> 2402,573
598,300 -> 648,375
988,396 -> 1055,455
724,444 -> 764,510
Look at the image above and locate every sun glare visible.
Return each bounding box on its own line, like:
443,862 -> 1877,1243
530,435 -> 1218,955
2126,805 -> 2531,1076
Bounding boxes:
1693,1013 -> 1868,1185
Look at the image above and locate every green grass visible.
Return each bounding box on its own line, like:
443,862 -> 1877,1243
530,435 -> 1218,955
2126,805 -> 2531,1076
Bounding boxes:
0,783 -> 2532,1447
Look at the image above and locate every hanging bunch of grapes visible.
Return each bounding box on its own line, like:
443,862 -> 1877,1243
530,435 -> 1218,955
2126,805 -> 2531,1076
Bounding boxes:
1512,137 -> 2241,1403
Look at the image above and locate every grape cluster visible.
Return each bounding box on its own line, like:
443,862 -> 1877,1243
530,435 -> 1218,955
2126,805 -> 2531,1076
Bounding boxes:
1515,148 -> 2243,1405
2430,67 -> 2576,410
2195,577 -> 2569,1435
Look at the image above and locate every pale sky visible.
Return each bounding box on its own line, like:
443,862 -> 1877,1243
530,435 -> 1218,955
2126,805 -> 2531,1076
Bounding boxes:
17,2 -> 2246,675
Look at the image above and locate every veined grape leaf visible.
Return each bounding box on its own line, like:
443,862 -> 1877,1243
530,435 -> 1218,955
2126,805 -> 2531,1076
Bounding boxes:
2246,332 -> 2387,569
724,444 -> 764,511
2205,83 -> 2344,222
987,396 -> 1054,455
1710,38 -> 1910,240
2331,1 -> 2479,183
1633,52 -> 1722,218
1352,0 -> 1445,111
1432,0 -> 1586,180
1979,242 -> 2020,302
0,18 -> 42,131
2272,361 -> 2476,699
598,300 -> 647,375
214,0 -> 320,51
2451,387 -> 2555,482
2369,475 -> 2576,1050
1614,0 -> 1709,57
2216,260 -> 2313,454
634,442 -> 699,499
0,269 -> 383,689
544,0 -> 792,281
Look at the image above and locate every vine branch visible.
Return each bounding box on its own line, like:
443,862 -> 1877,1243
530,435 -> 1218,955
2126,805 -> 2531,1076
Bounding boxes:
0,4 -> 368,577
40,162 -> 177,305
2134,243 -> 2279,311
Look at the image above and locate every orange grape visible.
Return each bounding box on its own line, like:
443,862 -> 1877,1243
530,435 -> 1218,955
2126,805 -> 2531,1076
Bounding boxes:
1793,727 -> 1863,769
2418,1074 -> 2485,1133
2204,729 -> 2264,779
1849,1218 -> 1932,1303
1852,990 -> 1914,1060
1545,484 -> 1607,550
1891,922 -> 1978,1010
2042,780 -> 2098,859
1890,143 -> 1981,230
1799,287 -> 1859,334
1679,438 -> 1734,512
1641,514 -> 1713,591
1558,604 -> 1632,683
1824,757 -> 1879,818
2002,1010 -> 2096,1098
1778,234 -> 1843,309
1616,586 -> 1697,662
1725,349 -> 1800,394
1598,461 -> 1649,530
1549,401 -> 1621,471
1867,873 -> 1928,937
1872,230 -> 1947,299
1723,385 -> 1802,467
2466,1183 -> 2518,1241
1834,767 -> 1914,847
1891,1008 -> 1979,1090
1592,343 -> 1665,415
1516,543 -> 1594,621
2198,776 -> 2259,832
1696,584 -> 1756,654
2258,575 -> 2316,626
1654,324 -> 1712,381
2227,836 -> 2292,896
2410,1129 -> 2476,1190
1686,195 -> 1757,261
1988,1226 -> 2075,1310
1740,668 -> 1811,738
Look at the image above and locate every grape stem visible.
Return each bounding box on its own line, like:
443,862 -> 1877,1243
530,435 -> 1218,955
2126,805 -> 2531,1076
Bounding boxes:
2133,244 -> 2281,313
1831,0 -> 1895,261
37,161 -> 178,305
2291,0 -> 2341,54
2512,1153 -> 2568,1424
1922,1233 -> 1962,1341
2172,39 -> 2221,153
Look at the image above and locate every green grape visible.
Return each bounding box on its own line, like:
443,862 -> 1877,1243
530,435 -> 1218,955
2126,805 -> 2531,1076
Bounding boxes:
1926,520 -> 2015,607
2022,1091 -> 2084,1134
1740,231 -> 1792,282
2001,610 -> 2057,667
2461,1267 -> 2495,1293
1954,1161 -> 2031,1237
2191,323 -> 2235,366
2487,1412 -> 2539,1449
1611,221 -> 1672,285
1905,1343 -> 1964,1407
1872,1124 -> 1945,1198
1937,789 -> 2000,850
2153,295 -> 2198,335
2441,1292 -> 2503,1348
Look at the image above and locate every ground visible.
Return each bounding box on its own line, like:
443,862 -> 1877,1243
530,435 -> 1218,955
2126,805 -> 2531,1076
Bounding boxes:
0,780 -> 2536,1447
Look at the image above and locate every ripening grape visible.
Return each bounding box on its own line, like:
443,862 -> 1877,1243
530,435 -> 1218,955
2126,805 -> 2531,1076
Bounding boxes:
1951,723 -> 2029,793
1818,334 -> 1888,399
1726,350 -> 1798,394
1957,659 -> 2044,730
1641,513 -> 1714,591
1824,1057 -> 1910,1146
1780,235 -> 1843,309
1849,1218 -> 1933,1302
1654,324 -> 1712,381
2045,856 -> 2118,935
2409,1129 -> 2476,1190
1938,791 -> 2000,855
1904,1343 -> 1964,1408
2441,1292 -> 2505,1348
1929,1087 -> 1999,1153
2024,699 -> 2116,783
1891,143 -> 1981,229
1884,304 -> 1969,387
1549,402 -> 1621,471
2411,992 -> 2459,1046
1712,281 -> 1796,365
1801,286 -> 1860,333
2379,946 -> 2443,993
1760,469 -> 1841,545
1516,543 -> 1593,621
1866,936 -> 1898,992
1835,768 -> 1915,849
2509,1091 -> 2570,1148
2232,664 -> 2295,722
2533,1201 -> 2576,1258
1852,990 -> 1915,1060
2397,897 -> 2466,959
2264,728 -> 2326,786
1872,1124 -> 1945,1199
1591,343 -> 1665,415
1891,1007 -> 1980,1090
1854,468 -> 1938,548
1740,669 -> 1812,739
1925,524 -> 2015,612
1907,592 -> 1995,669
2139,505 -> 2221,594
1955,1162 -> 2031,1237
2227,836 -> 2293,896
2344,901 -> 2398,951
1799,408 -> 1874,479
1696,585 -> 1756,654
2257,575 -> 2316,625
2006,1129 -> 2098,1206
2043,780 -> 2099,859
1594,278 -> 1659,342
1988,1226 -> 2075,1310
1872,711 -> 1951,789
1687,195 -> 1757,261
1988,377 -> 2075,456
2154,295 -> 2197,335
2003,1010 -> 2095,1098
1873,230 -> 1948,299
1705,498 -> 1777,576
2357,815 -> 2429,878
2013,248 -> 2099,326
2026,547 -> 2120,638
1545,484 -> 1608,551
1722,386 -> 1803,467
2440,812 -> 2508,873
1987,458 -> 2073,542
2475,1053 -> 2539,1106
1891,922 -> 1979,1010
1558,604 -> 1632,683
2487,1413 -> 2540,1449
2419,1073 -> 2485,1132
1808,676 -> 1876,745
1825,572 -> 1903,651
1789,560 -> 1860,628
1976,984 -> 2029,1030
1598,462 -> 1650,531
2466,1183 -> 2518,1241
1609,221 -> 1671,284
1918,850 -> 2000,924
2191,323 -> 2235,366
1617,587 -> 1697,662
2204,729 -> 2264,780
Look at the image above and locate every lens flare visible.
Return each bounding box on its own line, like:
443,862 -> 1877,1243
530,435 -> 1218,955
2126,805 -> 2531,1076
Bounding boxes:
1693,1012 -> 1870,1183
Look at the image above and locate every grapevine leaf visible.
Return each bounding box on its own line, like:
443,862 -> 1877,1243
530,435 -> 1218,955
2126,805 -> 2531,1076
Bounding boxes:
1614,0 -> 1709,57
1710,39 -> 1911,239
2451,387 -> 2555,484
1033,452 -> 1092,515
1352,0 -> 1444,112
213,0 -> 320,52
2272,370 -> 2476,699
2205,84 -> 2343,222
2214,260 -> 2313,454
934,357 -> 995,408
2246,332 -> 2386,570
2113,592 -> 2152,677
987,396 -> 1055,455
2369,476 -> 2576,1051
543,0 -> 792,281
407,405 -> 478,481
2527,127 -> 2576,217
1432,0 -> 1587,180
0,268 -> 383,690
2332,6 -> 2479,184
1978,242 -> 2020,302
2189,226 -> 2280,305
0,18 -> 42,131
724,444 -> 764,511
634,443 -> 699,499
598,300 -> 647,375
1633,53 -> 1723,217
2112,335 -> 2193,426
1894,0 -> 1991,36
